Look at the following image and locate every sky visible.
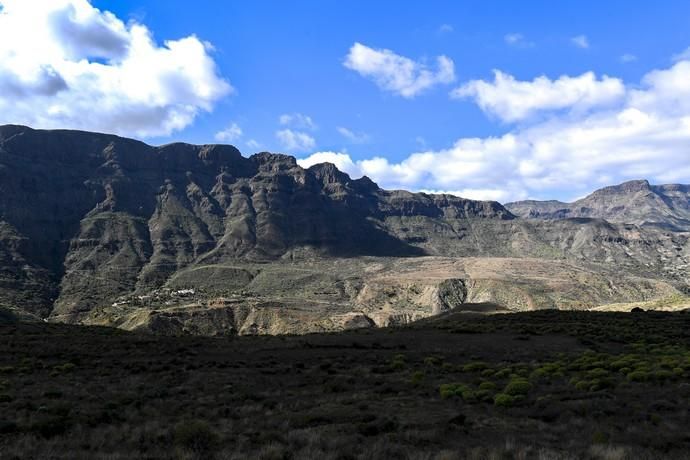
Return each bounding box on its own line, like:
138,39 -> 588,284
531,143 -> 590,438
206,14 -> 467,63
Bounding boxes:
0,1 -> 689,202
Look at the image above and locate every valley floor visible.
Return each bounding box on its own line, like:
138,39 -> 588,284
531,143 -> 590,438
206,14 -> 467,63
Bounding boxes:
1,308 -> 689,459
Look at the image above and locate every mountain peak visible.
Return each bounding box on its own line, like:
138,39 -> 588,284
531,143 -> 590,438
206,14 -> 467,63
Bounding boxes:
507,178 -> 690,230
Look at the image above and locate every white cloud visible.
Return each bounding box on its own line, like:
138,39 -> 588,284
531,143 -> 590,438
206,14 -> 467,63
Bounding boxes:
279,113 -> 317,130
620,53 -> 638,63
571,35 -> 590,49
276,129 -> 315,152
0,0 -> 231,137
504,33 -> 534,48
344,42 -> 455,98
297,151 -> 361,177
300,57 -> 690,202
451,70 -> 625,122
337,126 -> 370,144
214,122 -> 242,142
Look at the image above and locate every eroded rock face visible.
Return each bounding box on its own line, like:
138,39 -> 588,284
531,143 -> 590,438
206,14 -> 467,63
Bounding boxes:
0,125 -> 688,334
0,125 -> 511,319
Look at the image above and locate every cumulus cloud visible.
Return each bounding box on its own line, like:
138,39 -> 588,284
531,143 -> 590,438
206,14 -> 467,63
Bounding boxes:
571,35 -> 590,49
337,126 -> 370,144
451,70 -> 625,122
344,42 -> 455,98
297,151 -> 361,177
276,129 -> 316,152
279,113 -> 317,130
300,57 -> 690,202
0,0 -> 231,137
215,122 -> 242,142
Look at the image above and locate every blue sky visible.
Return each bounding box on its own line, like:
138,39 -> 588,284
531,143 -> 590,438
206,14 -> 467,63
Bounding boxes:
1,1 -> 690,201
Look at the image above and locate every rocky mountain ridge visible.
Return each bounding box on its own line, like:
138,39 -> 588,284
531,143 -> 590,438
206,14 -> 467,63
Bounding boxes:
506,179 -> 690,231
0,125 -> 688,334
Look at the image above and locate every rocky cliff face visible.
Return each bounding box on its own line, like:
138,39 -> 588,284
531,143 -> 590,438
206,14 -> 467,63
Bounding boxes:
0,125 -> 511,319
506,180 -> 690,231
0,125 -> 688,332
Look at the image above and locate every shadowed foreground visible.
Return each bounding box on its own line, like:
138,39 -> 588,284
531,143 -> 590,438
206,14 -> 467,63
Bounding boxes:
1,308 -> 689,459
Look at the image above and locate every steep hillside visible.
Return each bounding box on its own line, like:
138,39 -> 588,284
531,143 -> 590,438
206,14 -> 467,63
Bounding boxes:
506,179 -> 690,231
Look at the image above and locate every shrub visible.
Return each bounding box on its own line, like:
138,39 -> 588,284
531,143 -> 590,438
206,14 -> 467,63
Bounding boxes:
504,379 -> 532,396
476,389 -> 494,402
573,380 -> 591,391
390,354 -> 406,370
652,370 -> 674,381
586,368 -> 610,379
480,369 -> 496,378
410,370 -> 424,386
627,370 -> 649,382
494,368 -> 511,379
460,389 -> 478,402
173,419 -> 219,455
493,393 -> 517,407
462,362 -> 488,372
439,383 -> 473,400
478,381 -> 497,391
441,362 -> 455,372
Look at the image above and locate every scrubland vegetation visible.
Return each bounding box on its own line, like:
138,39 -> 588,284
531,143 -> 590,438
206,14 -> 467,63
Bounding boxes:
1,308 -> 689,459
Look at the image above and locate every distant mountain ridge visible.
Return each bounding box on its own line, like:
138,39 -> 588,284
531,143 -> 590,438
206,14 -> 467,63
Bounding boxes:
506,179 -> 690,231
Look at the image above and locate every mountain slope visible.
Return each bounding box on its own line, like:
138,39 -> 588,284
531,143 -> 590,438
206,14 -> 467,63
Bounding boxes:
506,179 -> 690,231
0,125 -> 688,331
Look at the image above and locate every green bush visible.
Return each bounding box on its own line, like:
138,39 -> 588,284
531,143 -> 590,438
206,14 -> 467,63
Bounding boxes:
480,368 -> 496,377
410,370 -> 424,386
494,368 -> 511,379
586,368 -> 610,379
439,383 -> 459,399
504,379 -> 532,396
173,420 -> 219,454
462,362 -> 488,372
439,383 -> 472,400
493,393 -> 517,407
460,389 -> 478,402
478,381 -> 497,391
627,370 -> 649,382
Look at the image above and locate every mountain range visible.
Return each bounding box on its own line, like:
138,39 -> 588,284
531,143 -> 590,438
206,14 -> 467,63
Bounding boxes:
0,125 -> 688,334
506,180 -> 690,231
